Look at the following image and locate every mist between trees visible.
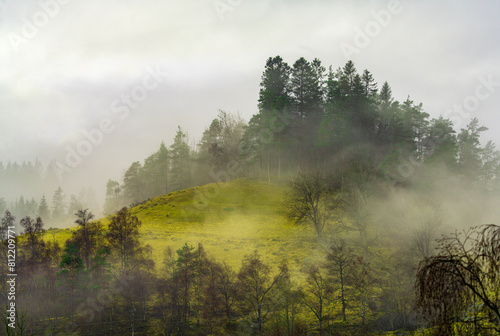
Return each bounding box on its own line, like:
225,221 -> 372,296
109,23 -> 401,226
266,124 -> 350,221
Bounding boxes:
3,56 -> 499,221
1,205 -> 499,335
1,55 -> 500,334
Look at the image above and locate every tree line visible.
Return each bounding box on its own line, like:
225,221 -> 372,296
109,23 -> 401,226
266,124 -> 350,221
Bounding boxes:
1,186 -> 98,228
4,204 -> 497,335
106,56 -> 500,213
0,208 -> 423,335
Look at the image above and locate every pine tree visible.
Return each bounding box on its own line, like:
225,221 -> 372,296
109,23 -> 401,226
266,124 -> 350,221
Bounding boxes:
123,161 -> 143,204
170,126 -> 192,190
38,194 -> 50,221
424,116 -> 457,167
51,187 -> 66,222
157,142 -> 170,194
26,197 -> 38,218
379,81 -> 392,104
457,118 -> 487,179
290,57 -> 324,120
258,56 -> 291,112
254,56 -> 293,180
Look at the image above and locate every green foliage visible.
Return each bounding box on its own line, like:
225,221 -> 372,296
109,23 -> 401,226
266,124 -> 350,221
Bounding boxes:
170,126 -> 193,191
106,207 -> 142,273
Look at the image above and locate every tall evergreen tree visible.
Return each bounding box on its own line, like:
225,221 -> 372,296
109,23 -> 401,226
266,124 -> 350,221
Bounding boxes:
157,142 -> 170,194
258,56 -> 291,112
38,194 -> 50,221
123,161 -> 143,204
401,97 -> 429,156
170,126 -> 192,191
379,81 -> 392,104
457,118 -> 487,180
424,116 -> 457,168
479,140 -> 500,189
290,57 -> 324,120
253,56 -> 293,180
51,187 -> 66,222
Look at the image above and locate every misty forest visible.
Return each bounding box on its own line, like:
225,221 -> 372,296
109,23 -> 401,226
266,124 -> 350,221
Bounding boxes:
2,56 -> 500,335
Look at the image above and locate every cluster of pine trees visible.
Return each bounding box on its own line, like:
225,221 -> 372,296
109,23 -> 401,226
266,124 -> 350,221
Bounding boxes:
1,186 -> 98,228
107,56 -> 500,212
104,111 -> 245,214
0,159 -> 99,227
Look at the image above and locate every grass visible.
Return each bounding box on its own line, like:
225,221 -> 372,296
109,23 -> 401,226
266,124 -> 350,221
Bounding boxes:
38,178 -> 425,334
43,178 -> 323,273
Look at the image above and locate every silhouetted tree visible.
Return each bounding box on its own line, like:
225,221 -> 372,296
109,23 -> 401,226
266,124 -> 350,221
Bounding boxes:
170,126 -> 192,190
325,239 -> 357,322
72,209 -> 104,270
20,216 -> 45,264
301,263 -> 329,330
416,224 -> 500,334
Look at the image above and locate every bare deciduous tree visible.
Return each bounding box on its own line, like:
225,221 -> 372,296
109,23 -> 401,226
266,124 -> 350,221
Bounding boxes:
237,251 -> 289,336
416,224 -> 500,334
301,263 -> 329,330
285,169 -> 340,238
326,239 -> 357,322
407,196 -> 443,259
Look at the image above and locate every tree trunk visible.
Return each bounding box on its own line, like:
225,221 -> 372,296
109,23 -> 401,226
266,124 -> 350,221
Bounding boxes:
257,303 -> 263,336
341,268 -> 347,322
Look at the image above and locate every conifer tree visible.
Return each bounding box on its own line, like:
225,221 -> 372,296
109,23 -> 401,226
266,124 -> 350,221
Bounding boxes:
170,126 -> 192,190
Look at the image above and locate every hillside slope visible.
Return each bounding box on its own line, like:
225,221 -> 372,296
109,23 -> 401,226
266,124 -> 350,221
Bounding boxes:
46,179 -> 324,272
129,178 -> 322,271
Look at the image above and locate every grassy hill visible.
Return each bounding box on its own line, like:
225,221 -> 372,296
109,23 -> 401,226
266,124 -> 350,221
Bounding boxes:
38,178 -> 421,333
45,178 -> 324,273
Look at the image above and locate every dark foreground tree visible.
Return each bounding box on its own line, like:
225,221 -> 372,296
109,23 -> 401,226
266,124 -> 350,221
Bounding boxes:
415,224 -> 500,334
106,207 -> 142,273
237,252 -> 289,336
326,239 -> 357,323
20,216 -> 45,264
73,208 -> 104,270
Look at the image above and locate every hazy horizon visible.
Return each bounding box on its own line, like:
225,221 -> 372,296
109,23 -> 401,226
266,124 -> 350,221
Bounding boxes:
1,0 -> 499,205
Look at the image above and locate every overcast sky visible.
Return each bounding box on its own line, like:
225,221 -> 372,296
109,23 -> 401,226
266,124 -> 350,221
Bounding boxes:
1,0 -> 499,200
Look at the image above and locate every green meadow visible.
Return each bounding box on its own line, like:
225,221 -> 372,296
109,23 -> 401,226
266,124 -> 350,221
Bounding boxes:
45,179 -> 325,274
